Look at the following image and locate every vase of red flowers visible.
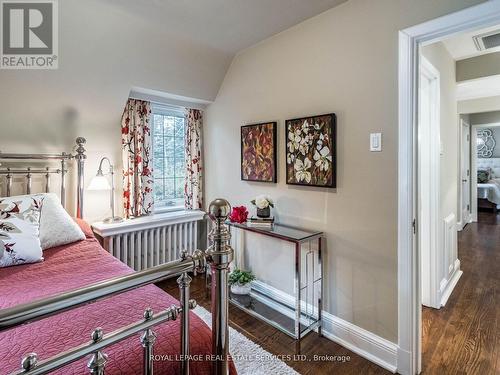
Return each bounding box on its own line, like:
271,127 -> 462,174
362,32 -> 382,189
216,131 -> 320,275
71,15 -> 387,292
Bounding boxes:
229,206 -> 249,224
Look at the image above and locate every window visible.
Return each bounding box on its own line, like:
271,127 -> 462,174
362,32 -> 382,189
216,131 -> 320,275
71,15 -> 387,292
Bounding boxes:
152,105 -> 185,210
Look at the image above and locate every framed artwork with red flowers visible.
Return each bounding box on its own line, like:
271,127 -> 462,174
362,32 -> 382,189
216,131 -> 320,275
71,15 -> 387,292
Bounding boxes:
241,122 -> 277,183
285,113 -> 336,188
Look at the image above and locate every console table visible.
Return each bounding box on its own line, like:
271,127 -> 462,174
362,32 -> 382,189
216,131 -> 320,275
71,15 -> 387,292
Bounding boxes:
226,221 -> 323,341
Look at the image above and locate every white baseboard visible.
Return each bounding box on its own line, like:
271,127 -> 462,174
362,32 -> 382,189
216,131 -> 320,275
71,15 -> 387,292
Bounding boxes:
321,312 -> 398,373
458,216 -> 473,231
250,280 -> 398,373
440,259 -> 462,307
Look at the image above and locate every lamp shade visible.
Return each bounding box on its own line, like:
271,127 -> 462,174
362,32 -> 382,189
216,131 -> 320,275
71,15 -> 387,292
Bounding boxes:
88,174 -> 111,191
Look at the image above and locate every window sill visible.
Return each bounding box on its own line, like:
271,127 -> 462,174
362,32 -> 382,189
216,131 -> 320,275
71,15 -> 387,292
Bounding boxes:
154,205 -> 185,214
92,209 -> 206,237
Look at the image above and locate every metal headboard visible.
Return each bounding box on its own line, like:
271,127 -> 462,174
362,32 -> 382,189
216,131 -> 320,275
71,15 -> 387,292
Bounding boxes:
0,137 -> 87,218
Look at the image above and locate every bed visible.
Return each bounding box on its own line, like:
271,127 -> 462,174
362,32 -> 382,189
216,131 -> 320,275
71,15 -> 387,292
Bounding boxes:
477,158 -> 500,212
0,139 -> 236,375
478,180 -> 500,203
0,220 -> 221,374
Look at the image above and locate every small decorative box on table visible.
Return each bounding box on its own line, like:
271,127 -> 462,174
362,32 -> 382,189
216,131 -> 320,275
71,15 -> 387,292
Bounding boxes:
226,221 -> 323,342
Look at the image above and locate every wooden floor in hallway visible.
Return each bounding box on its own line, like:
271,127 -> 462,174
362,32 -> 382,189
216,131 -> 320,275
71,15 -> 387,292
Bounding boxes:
422,211 -> 500,375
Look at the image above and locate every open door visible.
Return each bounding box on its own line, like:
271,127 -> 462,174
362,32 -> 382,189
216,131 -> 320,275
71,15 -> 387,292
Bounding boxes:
418,57 -> 441,309
460,119 -> 471,230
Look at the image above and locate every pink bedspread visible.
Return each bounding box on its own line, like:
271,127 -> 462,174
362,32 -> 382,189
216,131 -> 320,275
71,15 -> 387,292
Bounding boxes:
0,222 -> 232,374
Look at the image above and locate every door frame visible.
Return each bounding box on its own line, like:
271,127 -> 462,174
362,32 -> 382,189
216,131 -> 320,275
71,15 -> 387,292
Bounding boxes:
458,118 -> 472,231
418,56 -> 441,310
397,1 -> 500,374
470,122 -> 500,221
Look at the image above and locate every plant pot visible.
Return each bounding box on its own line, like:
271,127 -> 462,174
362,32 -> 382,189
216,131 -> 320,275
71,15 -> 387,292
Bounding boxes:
230,283 -> 251,295
256,207 -> 270,218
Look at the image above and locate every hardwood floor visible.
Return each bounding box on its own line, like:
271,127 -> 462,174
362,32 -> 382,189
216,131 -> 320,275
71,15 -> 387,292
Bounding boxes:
157,277 -> 389,375
158,212 -> 499,374
421,211 -> 500,375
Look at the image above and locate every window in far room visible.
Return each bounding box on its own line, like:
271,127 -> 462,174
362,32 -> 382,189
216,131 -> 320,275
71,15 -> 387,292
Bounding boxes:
152,105 -> 185,210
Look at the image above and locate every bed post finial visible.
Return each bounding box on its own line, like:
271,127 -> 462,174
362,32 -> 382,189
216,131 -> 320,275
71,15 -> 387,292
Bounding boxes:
88,328 -> 108,375
206,198 -> 233,375
76,137 -> 86,154
141,308 -> 157,375
75,137 -> 86,219
21,353 -> 38,371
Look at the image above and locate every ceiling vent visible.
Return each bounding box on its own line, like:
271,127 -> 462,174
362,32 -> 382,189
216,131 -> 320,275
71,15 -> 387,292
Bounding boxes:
473,30 -> 500,51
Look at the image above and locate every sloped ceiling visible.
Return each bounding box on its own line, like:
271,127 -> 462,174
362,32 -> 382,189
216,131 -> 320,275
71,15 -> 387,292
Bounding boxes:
105,0 -> 348,56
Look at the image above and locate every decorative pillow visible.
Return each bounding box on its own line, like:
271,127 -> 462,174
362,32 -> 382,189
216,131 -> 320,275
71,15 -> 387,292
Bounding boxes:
39,193 -> 85,250
478,168 -> 491,183
0,195 -> 45,267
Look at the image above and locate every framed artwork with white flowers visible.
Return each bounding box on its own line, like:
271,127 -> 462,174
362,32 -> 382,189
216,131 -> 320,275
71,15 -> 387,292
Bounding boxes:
285,113 -> 336,188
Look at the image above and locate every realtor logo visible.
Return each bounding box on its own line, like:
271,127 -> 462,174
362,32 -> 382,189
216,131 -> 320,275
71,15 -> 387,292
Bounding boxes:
1,0 -> 58,69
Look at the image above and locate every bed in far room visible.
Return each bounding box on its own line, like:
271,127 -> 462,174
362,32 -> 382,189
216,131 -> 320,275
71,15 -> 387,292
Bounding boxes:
477,158 -> 500,213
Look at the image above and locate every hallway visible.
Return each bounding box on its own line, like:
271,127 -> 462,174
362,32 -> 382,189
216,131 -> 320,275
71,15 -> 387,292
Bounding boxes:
422,212 -> 499,374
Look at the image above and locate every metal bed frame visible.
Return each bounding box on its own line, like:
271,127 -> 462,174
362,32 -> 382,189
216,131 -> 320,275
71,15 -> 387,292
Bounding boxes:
0,139 -> 234,375
0,137 -> 86,217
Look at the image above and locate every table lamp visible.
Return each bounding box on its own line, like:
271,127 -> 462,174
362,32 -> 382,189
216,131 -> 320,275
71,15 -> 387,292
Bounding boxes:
88,157 -> 123,223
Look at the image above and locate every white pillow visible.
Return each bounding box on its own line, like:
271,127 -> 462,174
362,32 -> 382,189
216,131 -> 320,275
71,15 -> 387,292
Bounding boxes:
0,194 -> 45,267
39,193 -> 85,250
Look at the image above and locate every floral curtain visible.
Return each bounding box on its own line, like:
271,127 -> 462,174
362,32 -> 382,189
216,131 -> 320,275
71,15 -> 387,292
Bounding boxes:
184,108 -> 203,210
121,99 -> 153,218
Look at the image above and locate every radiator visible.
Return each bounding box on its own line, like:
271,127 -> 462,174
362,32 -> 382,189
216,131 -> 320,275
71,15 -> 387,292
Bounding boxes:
92,211 -> 205,271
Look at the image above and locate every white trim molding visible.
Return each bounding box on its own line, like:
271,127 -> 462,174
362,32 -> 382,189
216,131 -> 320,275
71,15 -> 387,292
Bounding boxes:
398,2 -> 500,374
250,281 -> 398,373
129,86 -> 212,111
321,314 -> 398,374
440,259 -> 463,307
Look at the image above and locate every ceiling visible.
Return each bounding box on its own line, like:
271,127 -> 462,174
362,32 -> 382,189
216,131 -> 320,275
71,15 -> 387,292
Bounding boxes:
104,0 -> 348,55
443,23 -> 500,61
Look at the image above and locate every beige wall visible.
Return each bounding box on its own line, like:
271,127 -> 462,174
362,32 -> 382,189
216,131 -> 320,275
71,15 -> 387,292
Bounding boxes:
204,0 -> 484,342
421,42 -> 459,237
456,52 -> 500,82
0,0 -> 231,222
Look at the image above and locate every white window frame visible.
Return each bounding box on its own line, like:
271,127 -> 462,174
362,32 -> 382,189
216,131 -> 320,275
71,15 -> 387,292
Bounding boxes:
151,104 -> 186,213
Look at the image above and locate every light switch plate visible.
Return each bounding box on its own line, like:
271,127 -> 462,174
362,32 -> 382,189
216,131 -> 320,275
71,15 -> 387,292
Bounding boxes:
370,133 -> 382,152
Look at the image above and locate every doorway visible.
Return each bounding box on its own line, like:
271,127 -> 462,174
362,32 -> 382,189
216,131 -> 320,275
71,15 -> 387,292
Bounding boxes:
471,123 -> 500,220
398,2 -> 500,374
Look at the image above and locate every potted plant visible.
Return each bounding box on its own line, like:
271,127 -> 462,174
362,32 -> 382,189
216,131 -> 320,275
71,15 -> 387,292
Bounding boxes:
228,269 -> 255,295
251,195 -> 274,218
